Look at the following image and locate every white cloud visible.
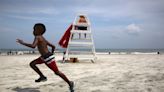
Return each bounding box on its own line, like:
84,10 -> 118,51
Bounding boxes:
125,23 -> 141,35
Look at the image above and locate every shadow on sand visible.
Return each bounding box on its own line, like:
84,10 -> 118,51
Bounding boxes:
12,87 -> 40,92
57,60 -> 65,63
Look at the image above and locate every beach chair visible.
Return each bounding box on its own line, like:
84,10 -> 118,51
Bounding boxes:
64,14 -> 96,63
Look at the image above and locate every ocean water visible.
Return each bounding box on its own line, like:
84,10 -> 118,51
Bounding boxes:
0,48 -> 164,55
96,48 -> 164,53
96,49 -> 164,55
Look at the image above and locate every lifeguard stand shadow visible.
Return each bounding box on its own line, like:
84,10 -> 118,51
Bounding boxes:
57,60 -> 64,63
12,87 -> 40,92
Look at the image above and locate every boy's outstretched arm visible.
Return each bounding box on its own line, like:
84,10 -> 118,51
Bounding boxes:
16,37 -> 38,49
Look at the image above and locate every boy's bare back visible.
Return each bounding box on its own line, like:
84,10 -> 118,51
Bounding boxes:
35,36 -> 49,56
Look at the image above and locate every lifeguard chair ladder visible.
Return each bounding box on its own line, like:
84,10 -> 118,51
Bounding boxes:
64,14 -> 96,63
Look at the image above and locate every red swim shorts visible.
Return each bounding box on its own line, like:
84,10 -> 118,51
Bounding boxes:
35,56 -> 59,72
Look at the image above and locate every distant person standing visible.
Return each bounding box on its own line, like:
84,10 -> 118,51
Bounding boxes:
16,23 -> 74,92
157,52 -> 160,55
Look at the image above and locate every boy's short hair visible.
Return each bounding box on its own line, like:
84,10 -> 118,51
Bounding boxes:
79,15 -> 85,18
33,23 -> 46,35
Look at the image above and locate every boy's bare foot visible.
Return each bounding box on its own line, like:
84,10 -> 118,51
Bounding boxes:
35,76 -> 47,82
69,81 -> 74,92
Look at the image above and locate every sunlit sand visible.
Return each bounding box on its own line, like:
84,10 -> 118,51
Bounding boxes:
0,54 -> 164,92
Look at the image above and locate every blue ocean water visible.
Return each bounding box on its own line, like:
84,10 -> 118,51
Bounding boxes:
96,48 -> 164,53
0,48 -> 164,54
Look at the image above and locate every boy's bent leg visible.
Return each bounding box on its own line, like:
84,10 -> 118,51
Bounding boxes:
30,58 -> 47,82
46,61 -> 74,91
55,71 -> 74,92
46,61 -> 70,83
55,71 -> 71,85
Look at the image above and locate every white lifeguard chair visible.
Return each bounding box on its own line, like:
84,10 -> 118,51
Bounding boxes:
64,14 -> 96,63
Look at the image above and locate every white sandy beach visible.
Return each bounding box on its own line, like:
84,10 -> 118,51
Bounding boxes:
0,54 -> 164,92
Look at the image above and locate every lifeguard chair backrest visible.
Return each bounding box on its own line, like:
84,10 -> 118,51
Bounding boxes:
73,14 -> 90,26
72,14 -> 91,31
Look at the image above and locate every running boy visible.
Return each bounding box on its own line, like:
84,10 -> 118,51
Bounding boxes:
16,23 -> 74,92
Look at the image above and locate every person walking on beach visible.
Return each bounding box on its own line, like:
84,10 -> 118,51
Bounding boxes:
16,23 -> 74,92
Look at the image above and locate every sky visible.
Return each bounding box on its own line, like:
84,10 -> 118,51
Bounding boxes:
0,0 -> 164,49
